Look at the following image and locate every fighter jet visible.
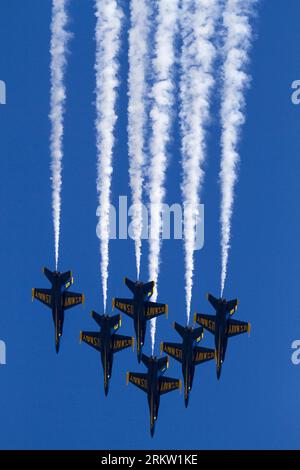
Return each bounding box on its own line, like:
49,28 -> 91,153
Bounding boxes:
112,277 -> 168,362
80,311 -> 134,396
127,354 -> 181,437
32,267 -> 84,353
194,294 -> 250,379
161,322 -> 215,407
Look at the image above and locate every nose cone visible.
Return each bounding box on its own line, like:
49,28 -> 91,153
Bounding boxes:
150,423 -> 155,438
217,365 -> 222,380
185,393 -> 189,408
55,341 -> 60,354
104,383 -> 109,396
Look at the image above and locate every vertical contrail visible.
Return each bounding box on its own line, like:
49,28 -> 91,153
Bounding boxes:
220,0 -> 256,296
180,0 -> 219,324
95,0 -> 123,311
49,0 -> 71,270
148,0 -> 178,352
128,0 -> 150,280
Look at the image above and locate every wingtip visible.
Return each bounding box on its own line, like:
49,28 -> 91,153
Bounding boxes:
82,294 -> 85,306
179,379 -> 182,394
32,288 -> 35,301
160,342 -> 163,355
79,331 -> 83,343
112,298 -> 115,310
126,372 -> 129,385
248,322 -> 251,336
165,305 -> 168,318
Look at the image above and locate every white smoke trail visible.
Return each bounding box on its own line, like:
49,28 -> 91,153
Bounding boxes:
220,0 -> 256,296
128,0 -> 150,280
148,0 -> 178,352
95,0 -> 123,311
49,0 -> 71,270
180,0 -> 219,324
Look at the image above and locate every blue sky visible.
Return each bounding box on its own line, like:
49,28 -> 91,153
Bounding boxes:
0,0 -> 299,450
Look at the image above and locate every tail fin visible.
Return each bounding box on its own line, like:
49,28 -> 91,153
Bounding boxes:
91,311 -> 103,326
142,281 -> 155,297
192,326 -> 204,342
158,356 -> 168,372
109,314 -> 122,331
173,322 -> 186,338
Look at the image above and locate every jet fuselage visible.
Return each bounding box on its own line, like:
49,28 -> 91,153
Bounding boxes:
99,320 -> 114,396
181,330 -> 196,407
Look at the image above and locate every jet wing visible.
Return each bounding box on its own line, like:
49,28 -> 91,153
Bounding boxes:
159,377 -> 181,395
161,342 -> 183,363
145,301 -> 168,320
80,331 -> 101,351
112,334 -> 134,353
227,319 -> 250,337
194,313 -> 216,334
113,298 -> 134,318
32,288 -> 52,308
126,372 -> 148,392
63,292 -> 84,310
193,346 -> 215,365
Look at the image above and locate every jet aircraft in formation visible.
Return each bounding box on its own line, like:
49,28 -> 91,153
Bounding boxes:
32,271 -> 250,435
32,268 -> 84,353
80,312 -> 134,395
112,277 -> 168,362
194,293 -> 251,379
127,354 -> 181,437
161,322 -> 215,407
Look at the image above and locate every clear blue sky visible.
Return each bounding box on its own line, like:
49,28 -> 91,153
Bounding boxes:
0,0 -> 299,450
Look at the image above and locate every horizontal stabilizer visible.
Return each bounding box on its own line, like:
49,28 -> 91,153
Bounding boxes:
207,293 -> 219,310
91,311 -> 103,326
43,267 -> 54,283
124,277 -> 136,293
173,322 -> 185,338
